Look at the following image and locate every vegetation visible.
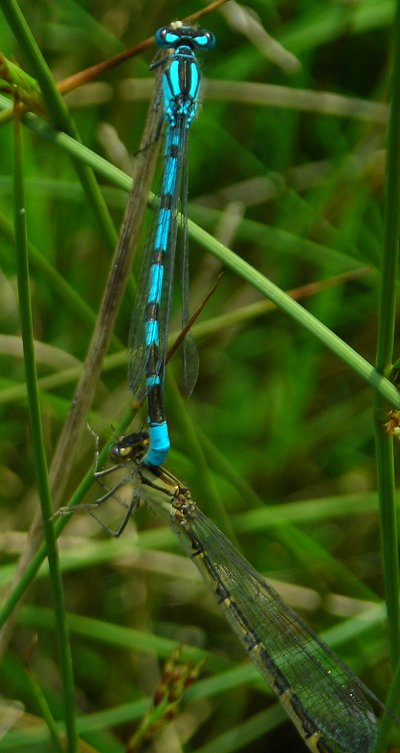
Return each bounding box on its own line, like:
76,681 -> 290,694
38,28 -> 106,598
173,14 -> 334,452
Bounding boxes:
1,0 -> 400,751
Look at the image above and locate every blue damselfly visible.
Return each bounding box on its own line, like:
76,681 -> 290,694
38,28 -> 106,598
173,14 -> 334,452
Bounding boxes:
128,23 -> 215,468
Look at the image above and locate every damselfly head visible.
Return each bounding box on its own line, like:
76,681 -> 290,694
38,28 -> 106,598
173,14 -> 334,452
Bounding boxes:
155,24 -> 215,52
109,432 -> 149,464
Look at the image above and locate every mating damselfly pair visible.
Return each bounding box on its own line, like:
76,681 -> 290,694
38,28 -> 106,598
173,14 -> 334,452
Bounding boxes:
3,6 -> 399,753
106,20 -> 394,753
65,429 -> 391,753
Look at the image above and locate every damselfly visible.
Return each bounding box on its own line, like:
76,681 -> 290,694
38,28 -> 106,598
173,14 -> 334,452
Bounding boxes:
90,432 -> 385,753
128,23 -> 215,468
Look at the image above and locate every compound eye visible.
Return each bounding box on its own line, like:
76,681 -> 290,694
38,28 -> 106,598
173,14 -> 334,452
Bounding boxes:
155,27 -> 180,48
193,30 -> 216,50
109,432 -> 149,463
109,437 -> 133,463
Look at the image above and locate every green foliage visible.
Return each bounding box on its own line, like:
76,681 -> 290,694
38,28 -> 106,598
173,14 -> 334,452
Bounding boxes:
1,1 -> 400,752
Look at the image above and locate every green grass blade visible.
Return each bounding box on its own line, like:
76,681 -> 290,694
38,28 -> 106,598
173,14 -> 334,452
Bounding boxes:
13,106 -> 78,752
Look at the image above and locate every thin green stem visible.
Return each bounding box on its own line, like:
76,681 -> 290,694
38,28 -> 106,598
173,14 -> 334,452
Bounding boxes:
13,106 -> 78,752
25,668 -> 65,753
375,0 -> 400,662
373,2 -> 400,748
376,27 -> 400,371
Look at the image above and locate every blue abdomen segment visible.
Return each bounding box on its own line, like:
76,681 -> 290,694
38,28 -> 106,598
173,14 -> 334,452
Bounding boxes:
143,421 -> 170,468
154,206 -> 173,253
148,263 -> 164,306
145,320 -> 159,348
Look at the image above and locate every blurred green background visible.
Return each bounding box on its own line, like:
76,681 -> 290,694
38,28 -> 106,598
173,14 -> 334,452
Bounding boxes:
0,0 -> 399,751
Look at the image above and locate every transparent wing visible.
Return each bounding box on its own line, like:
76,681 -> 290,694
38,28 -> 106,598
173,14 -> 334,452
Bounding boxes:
177,508 -> 378,753
127,69 -> 164,400
128,121 -> 187,400
180,141 -> 199,398
127,204 -> 160,399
